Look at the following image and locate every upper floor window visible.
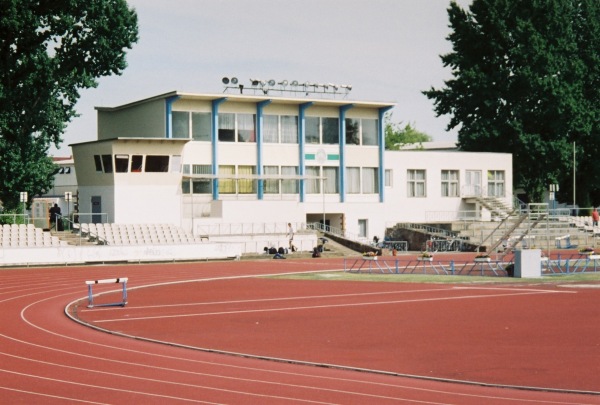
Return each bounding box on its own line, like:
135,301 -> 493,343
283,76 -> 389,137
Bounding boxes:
408,169 -> 426,197
345,118 -> 360,145
362,119 -> 378,146
441,170 -> 459,197
487,170 -> 505,197
362,167 -> 379,194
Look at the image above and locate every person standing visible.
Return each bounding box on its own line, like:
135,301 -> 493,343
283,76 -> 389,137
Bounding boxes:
286,223 -> 295,251
592,208 -> 599,227
49,203 -> 62,230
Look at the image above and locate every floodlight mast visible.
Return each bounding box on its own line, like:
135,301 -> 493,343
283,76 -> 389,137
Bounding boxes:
221,77 -> 352,98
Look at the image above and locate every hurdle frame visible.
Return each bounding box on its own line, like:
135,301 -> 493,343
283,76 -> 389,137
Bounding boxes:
85,277 -> 128,308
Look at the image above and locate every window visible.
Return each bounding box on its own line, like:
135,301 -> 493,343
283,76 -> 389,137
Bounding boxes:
182,180 -> 190,194
237,114 -> 256,142
385,169 -> 393,187
305,117 -> 319,144
145,155 -> 169,172
441,170 -> 459,197
263,115 -> 279,143
238,165 -> 256,193
322,117 -> 339,144
323,167 -> 339,194
347,167 -> 360,194
362,167 -> 379,194
192,165 -> 212,194
192,112 -> 211,141
362,119 -> 378,146
264,166 -> 279,194
345,118 -> 360,145
488,170 -> 505,197
131,155 -> 143,172
282,166 -> 298,194
94,155 -> 103,172
358,219 -> 368,238
408,169 -> 426,197
218,113 -> 235,142
101,155 -> 113,173
64,167 -> 71,174
219,165 -> 235,194
305,166 -> 321,194
172,111 -> 190,138
281,115 -> 298,143
115,155 -> 129,173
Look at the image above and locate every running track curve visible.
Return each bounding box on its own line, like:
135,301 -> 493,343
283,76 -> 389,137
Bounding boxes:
1,258 -> 599,404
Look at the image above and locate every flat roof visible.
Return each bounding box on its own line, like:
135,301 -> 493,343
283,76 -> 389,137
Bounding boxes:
95,91 -> 396,112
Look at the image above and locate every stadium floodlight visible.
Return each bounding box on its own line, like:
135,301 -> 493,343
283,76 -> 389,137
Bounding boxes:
268,79 -> 276,86
278,80 -> 289,86
222,77 -> 230,84
231,77 -> 238,85
291,80 -> 299,86
250,78 -> 261,86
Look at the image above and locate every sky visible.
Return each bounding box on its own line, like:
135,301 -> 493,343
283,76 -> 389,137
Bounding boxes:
52,0 -> 472,156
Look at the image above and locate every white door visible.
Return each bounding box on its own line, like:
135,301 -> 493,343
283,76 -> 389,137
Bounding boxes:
465,170 -> 482,196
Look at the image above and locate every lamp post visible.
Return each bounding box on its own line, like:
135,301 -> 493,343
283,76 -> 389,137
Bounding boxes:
65,192 -> 72,230
19,192 -> 27,224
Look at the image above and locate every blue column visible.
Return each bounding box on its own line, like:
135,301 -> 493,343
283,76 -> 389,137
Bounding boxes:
339,104 -> 354,203
378,106 -> 394,203
211,98 -> 227,200
165,95 -> 181,139
298,102 -> 313,203
256,100 -> 272,200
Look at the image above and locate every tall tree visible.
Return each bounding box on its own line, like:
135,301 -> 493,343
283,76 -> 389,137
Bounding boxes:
384,115 -> 432,150
0,0 -> 138,209
424,0 -> 600,204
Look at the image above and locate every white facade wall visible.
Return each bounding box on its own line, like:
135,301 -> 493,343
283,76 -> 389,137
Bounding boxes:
71,91 -> 513,243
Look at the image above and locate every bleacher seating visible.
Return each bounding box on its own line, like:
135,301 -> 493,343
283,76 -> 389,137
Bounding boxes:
77,223 -> 203,246
0,224 -> 67,247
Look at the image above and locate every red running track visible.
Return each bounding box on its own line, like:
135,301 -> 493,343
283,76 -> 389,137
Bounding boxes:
1,258 -> 599,404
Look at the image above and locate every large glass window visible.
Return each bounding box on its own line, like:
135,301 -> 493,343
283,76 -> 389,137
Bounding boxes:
345,118 -> 360,145
192,165 -> 212,194
362,119 -> 378,145
219,165 -> 236,194
305,117 -> 319,144
323,167 -> 339,193
264,166 -> 279,194
347,167 -> 360,194
131,155 -> 143,172
218,113 -> 235,142
192,112 -> 211,141
238,165 -> 256,193
101,155 -> 113,173
408,169 -> 426,197
305,166 -> 321,194
362,167 -> 379,194
94,155 -> 103,172
145,156 -> 169,172
282,166 -> 298,194
488,170 -> 505,197
172,111 -> 190,138
114,154 -> 129,173
281,115 -> 298,144
322,117 -> 339,144
442,170 -> 459,197
263,115 -> 279,143
237,114 -> 256,142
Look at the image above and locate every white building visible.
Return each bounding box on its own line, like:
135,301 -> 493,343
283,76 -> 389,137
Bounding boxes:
71,91 -> 512,242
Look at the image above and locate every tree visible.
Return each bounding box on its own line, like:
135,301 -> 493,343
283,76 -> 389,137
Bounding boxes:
384,115 -> 432,150
423,0 -> 600,204
0,0 -> 138,210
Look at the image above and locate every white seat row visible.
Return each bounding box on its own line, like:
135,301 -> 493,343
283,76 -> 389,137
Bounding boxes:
77,223 -> 202,246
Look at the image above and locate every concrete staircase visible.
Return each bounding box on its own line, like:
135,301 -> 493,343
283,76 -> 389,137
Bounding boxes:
50,230 -> 98,246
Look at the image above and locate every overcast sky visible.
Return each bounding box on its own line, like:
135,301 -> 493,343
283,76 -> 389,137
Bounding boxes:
53,0 -> 472,156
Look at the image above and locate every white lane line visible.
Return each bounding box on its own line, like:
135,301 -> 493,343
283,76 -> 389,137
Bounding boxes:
93,289 -> 561,323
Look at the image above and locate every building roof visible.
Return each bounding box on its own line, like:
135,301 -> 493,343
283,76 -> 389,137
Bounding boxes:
95,91 -> 396,112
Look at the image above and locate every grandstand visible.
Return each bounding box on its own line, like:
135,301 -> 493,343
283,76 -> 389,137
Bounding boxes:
0,224 -> 67,248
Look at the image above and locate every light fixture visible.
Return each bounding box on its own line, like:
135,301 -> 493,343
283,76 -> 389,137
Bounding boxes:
291,80 -> 299,86
268,79 -> 276,86
278,80 -> 288,86
222,77 -> 230,84
250,78 -> 261,86
231,77 -> 238,85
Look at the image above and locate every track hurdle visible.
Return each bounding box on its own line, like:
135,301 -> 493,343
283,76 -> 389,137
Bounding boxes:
85,277 -> 128,308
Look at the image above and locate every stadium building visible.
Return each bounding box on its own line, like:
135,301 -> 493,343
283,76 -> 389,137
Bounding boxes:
70,90 -> 512,248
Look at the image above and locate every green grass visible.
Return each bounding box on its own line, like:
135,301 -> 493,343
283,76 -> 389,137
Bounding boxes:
269,271 -> 600,284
